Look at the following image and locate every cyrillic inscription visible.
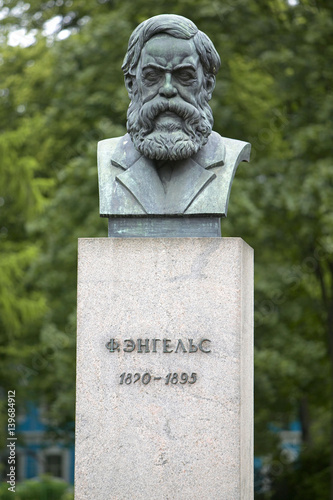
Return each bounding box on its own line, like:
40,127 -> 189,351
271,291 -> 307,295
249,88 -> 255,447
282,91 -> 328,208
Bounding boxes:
106,338 -> 211,354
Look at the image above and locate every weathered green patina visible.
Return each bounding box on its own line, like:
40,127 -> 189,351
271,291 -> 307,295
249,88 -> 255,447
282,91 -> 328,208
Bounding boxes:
97,14 -> 251,236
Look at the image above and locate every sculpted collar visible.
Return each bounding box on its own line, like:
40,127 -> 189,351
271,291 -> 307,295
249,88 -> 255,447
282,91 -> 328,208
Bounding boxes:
110,133 -> 226,214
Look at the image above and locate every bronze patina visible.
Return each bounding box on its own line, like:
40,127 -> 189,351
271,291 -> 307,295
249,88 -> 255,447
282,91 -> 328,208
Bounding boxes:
98,15 -> 251,236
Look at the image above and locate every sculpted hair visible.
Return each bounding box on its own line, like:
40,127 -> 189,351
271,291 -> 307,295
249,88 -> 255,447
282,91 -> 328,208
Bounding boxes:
122,14 -> 221,79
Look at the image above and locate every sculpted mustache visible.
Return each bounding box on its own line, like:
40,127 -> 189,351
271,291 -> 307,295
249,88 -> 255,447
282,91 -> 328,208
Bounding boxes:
138,99 -> 201,134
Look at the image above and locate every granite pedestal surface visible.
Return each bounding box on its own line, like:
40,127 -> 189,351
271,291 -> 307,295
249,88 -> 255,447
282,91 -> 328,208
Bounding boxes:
75,237 -> 253,500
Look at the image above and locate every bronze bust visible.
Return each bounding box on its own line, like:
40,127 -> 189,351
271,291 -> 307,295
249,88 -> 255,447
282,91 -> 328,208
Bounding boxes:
98,15 -> 250,235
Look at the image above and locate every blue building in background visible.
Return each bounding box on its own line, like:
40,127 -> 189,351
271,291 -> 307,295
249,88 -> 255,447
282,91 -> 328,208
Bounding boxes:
1,403 -> 74,484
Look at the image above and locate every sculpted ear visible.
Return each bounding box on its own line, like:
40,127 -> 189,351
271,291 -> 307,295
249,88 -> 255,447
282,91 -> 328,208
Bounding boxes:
205,75 -> 216,100
125,75 -> 134,99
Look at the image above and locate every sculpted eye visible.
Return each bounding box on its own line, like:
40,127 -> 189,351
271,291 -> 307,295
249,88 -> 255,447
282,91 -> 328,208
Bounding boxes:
143,70 -> 161,83
174,69 -> 196,83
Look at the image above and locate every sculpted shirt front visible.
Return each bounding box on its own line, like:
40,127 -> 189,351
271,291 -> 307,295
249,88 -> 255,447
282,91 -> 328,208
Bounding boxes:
98,131 -> 250,217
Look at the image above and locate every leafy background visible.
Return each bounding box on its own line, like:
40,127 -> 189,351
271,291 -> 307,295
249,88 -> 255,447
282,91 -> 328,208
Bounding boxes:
0,0 -> 332,498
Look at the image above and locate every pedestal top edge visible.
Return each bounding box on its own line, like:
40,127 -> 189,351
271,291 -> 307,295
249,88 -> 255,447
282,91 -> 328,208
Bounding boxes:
77,237 -> 253,251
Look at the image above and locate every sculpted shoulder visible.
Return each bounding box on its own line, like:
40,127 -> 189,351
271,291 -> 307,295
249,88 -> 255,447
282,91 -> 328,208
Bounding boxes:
98,135 -> 146,216
98,136 -> 124,163
220,135 -> 251,167
98,134 -> 141,171
185,131 -> 251,216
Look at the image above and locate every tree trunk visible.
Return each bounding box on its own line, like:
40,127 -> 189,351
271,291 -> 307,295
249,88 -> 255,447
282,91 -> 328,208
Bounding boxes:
299,397 -> 311,446
317,259 -> 333,500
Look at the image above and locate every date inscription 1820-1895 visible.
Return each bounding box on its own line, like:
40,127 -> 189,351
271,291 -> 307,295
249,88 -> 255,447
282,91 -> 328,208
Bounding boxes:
119,372 -> 197,385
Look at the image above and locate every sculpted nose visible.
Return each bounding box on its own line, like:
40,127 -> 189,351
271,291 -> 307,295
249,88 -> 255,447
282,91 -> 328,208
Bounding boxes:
159,73 -> 177,98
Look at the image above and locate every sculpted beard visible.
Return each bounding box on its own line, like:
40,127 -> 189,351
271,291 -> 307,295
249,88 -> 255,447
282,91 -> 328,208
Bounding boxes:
126,83 -> 214,161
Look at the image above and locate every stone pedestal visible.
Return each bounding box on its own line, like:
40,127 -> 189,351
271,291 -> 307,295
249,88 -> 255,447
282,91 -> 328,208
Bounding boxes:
75,238 -> 253,500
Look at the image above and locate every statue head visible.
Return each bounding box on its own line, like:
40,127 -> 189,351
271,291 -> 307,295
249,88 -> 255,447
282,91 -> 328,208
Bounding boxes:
122,15 -> 221,161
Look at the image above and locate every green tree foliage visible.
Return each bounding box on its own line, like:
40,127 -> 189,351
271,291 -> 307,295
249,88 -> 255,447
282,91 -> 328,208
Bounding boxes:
0,40 -> 53,426
0,0 -> 332,497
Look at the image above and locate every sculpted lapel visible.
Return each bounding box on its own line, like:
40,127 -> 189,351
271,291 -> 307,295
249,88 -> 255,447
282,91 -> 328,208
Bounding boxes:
162,158 -> 215,214
110,133 -> 224,215
116,155 -> 216,214
116,156 -> 165,214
